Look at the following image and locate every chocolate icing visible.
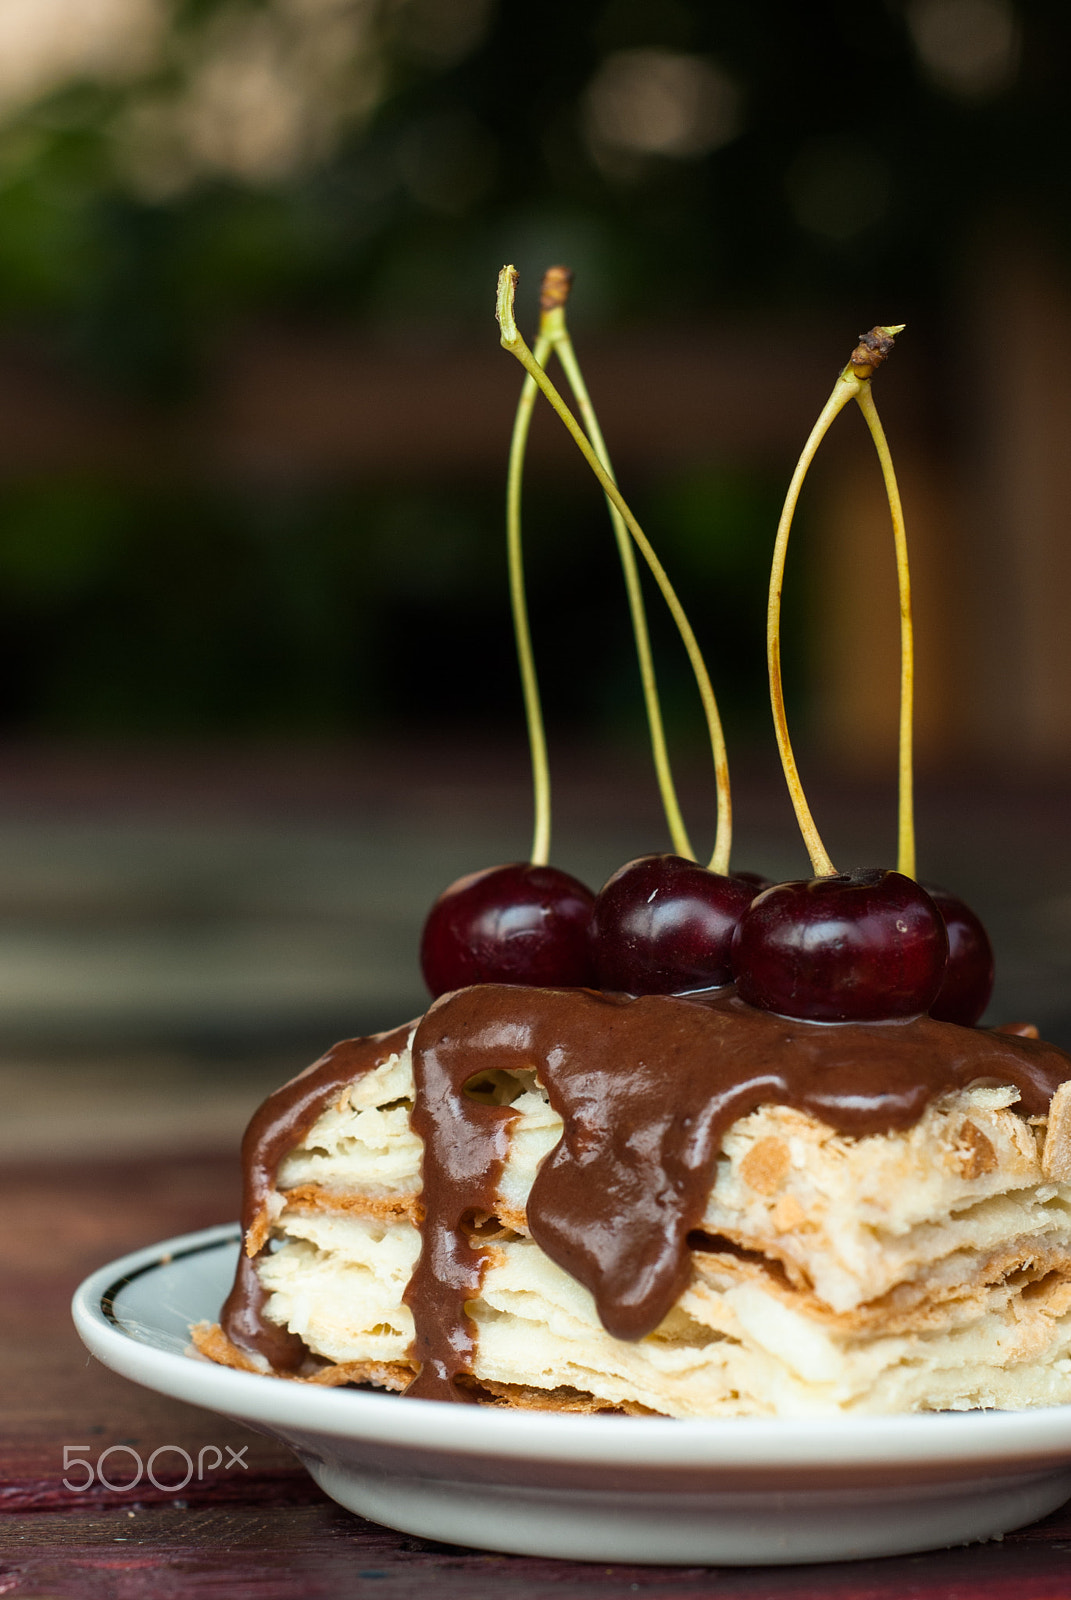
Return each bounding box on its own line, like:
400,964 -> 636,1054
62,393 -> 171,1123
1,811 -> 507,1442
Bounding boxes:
221,1023 -> 412,1370
402,1005 -> 519,1400
222,984 -> 1071,1400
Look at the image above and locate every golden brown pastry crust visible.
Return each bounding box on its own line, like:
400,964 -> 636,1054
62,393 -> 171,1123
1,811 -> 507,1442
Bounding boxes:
191,1320 -> 415,1389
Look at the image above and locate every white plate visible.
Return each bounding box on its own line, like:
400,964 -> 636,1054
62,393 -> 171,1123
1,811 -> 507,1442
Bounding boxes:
73,1223 -> 1071,1566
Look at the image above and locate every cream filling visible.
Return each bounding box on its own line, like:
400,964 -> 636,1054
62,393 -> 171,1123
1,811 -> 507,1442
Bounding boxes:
701,1084 -> 1056,1310
258,1212 -> 419,1363
276,1048 -> 421,1200
257,1221 -> 1071,1416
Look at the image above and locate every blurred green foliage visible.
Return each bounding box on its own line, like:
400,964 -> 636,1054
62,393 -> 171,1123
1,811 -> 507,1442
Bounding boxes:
0,0 -> 1060,378
0,469 -> 801,744
0,0 -> 1060,738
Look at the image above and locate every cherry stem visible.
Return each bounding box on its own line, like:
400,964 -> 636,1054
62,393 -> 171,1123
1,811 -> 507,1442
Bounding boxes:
854,383 -> 915,881
538,271 -> 695,862
767,325 -> 909,879
497,265 -> 732,876
506,323 -> 554,866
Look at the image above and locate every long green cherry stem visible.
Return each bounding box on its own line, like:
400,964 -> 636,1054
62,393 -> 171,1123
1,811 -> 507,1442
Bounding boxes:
767,325 -> 909,879
768,380 -> 856,877
506,324 -> 554,866
497,264 -> 733,876
854,380 -> 915,880
537,268 -> 695,863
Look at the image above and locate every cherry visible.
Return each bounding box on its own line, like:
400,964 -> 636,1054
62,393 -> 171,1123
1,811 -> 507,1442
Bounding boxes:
731,868 -> 949,1022
923,884 -> 994,1027
590,854 -> 756,995
420,862 -> 596,997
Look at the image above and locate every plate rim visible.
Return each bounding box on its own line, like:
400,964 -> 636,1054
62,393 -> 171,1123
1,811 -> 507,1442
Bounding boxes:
72,1222 -> 1071,1471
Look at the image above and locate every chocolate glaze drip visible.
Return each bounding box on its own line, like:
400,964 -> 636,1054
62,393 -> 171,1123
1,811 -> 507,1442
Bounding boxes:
404,985 -> 1071,1398
402,1009 -> 521,1401
221,1023 -> 412,1370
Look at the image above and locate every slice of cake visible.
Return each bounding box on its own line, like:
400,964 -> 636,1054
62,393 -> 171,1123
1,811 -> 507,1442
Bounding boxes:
194,983 -> 1071,1416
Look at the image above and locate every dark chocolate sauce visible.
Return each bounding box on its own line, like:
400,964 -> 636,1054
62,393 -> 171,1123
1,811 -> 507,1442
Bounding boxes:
221,1023 -> 412,1370
402,1009 -> 520,1401
403,985 -> 1071,1401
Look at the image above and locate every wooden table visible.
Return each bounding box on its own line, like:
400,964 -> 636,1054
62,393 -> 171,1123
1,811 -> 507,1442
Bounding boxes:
5,1151 -> 1071,1599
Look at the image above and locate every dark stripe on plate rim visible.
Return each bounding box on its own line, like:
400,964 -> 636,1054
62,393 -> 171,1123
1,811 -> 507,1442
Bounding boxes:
101,1228 -> 242,1329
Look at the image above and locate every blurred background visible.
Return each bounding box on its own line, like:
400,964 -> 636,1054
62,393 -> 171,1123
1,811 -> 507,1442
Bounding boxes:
4,0 -> 1071,1156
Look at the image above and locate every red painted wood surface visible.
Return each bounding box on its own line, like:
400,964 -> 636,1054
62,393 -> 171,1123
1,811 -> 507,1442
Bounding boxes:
4,1151 -> 1071,1598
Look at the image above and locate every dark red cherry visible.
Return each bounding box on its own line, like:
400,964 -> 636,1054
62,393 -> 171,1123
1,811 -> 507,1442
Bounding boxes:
420,862 -> 596,997
589,854 -> 755,994
923,884 -> 994,1027
731,867 -> 949,1022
